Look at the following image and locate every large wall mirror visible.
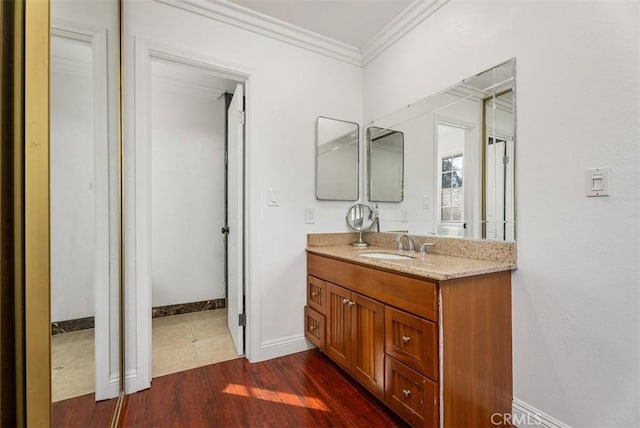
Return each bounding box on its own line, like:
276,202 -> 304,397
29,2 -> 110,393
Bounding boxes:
367,59 -> 516,241
50,0 -> 122,423
316,116 -> 359,201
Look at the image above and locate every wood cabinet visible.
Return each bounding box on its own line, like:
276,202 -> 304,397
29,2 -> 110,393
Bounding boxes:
325,282 -> 384,398
305,252 -> 513,428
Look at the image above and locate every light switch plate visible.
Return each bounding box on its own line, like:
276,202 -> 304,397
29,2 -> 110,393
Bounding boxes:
586,167 -> 611,197
268,188 -> 279,206
423,196 -> 431,209
305,208 -> 315,224
400,208 -> 408,222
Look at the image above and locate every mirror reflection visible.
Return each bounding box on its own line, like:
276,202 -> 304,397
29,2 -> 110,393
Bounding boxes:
50,31 -> 98,403
50,0 -> 121,419
368,59 -> 516,240
367,127 -> 404,202
316,116 -> 359,201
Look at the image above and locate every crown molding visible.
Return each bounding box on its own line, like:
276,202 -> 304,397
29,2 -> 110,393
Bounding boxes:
361,0 -> 450,66
153,0 -> 449,68
153,0 -> 362,66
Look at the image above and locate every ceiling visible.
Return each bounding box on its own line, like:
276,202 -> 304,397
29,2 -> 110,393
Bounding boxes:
228,0 -> 415,48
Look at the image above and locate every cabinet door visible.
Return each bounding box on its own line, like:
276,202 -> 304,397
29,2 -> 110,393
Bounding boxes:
350,292 -> 385,398
326,282 -> 351,370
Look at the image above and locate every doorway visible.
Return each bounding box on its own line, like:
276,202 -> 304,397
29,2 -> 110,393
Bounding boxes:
148,57 -> 245,378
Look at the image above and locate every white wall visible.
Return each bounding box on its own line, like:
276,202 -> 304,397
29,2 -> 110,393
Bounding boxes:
50,38 -> 95,322
364,2 -> 640,426
124,0 -> 363,383
150,65 -> 226,307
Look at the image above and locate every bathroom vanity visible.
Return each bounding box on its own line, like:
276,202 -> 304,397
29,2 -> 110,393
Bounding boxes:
305,233 -> 517,428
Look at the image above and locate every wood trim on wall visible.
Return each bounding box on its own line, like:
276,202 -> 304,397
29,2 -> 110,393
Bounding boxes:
24,0 -> 51,425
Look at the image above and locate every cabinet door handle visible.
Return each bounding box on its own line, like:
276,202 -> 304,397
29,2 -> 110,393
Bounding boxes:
402,389 -> 411,399
348,300 -> 355,307
311,291 -> 320,297
309,325 -> 317,331
342,298 -> 349,305
401,335 -> 411,344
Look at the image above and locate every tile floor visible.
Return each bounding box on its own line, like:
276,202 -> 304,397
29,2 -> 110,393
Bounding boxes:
152,308 -> 241,378
52,328 -> 95,402
51,308 -> 240,402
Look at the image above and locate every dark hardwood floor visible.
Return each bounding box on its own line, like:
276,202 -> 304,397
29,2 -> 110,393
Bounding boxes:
52,393 -> 117,427
122,349 -> 404,427
53,350 -> 405,428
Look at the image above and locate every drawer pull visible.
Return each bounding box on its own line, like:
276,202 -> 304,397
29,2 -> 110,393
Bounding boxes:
348,300 -> 355,307
342,298 -> 349,305
401,335 -> 411,344
402,389 -> 411,399
309,325 -> 317,331
311,291 -> 320,297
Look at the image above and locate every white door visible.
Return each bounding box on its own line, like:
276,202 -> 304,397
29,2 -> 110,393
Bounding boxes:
485,136 -> 514,240
227,84 -> 244,355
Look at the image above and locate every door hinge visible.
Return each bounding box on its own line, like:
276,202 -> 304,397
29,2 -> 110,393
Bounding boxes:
503,155 -> 510,165
238,313 -> 246,327
238,110 -> 245,125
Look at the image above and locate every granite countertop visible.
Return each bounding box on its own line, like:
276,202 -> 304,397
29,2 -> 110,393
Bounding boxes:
307,237 -> 517,281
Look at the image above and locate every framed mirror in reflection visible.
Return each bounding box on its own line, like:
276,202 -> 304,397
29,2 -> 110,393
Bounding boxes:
368,59 -> 516,241
367,127 -> 404,202
316,116 -> 359,201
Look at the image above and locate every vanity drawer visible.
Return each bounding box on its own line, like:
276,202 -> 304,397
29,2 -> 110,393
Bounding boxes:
385,307 -> 438,380
385,356 -> 438,428
304,306 -> 325,351
307,253 -> 438,321
307,275 -> 327,315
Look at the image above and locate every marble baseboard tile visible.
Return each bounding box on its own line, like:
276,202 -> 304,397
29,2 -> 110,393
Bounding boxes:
52,316 -> 94,335
152,298 -> 226,318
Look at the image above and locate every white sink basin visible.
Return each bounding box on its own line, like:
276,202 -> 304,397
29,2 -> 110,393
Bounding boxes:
359,252 -> 414,260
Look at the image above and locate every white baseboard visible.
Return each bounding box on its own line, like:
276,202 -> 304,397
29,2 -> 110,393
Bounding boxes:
512,398 -> 571,428
253,334 -> 313,362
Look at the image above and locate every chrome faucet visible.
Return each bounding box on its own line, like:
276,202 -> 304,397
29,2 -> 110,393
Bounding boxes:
419,242 -> 435,253
396,234 -> 415,251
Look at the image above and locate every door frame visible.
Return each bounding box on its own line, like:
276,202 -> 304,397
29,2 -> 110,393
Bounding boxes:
126,38 -> 252,393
